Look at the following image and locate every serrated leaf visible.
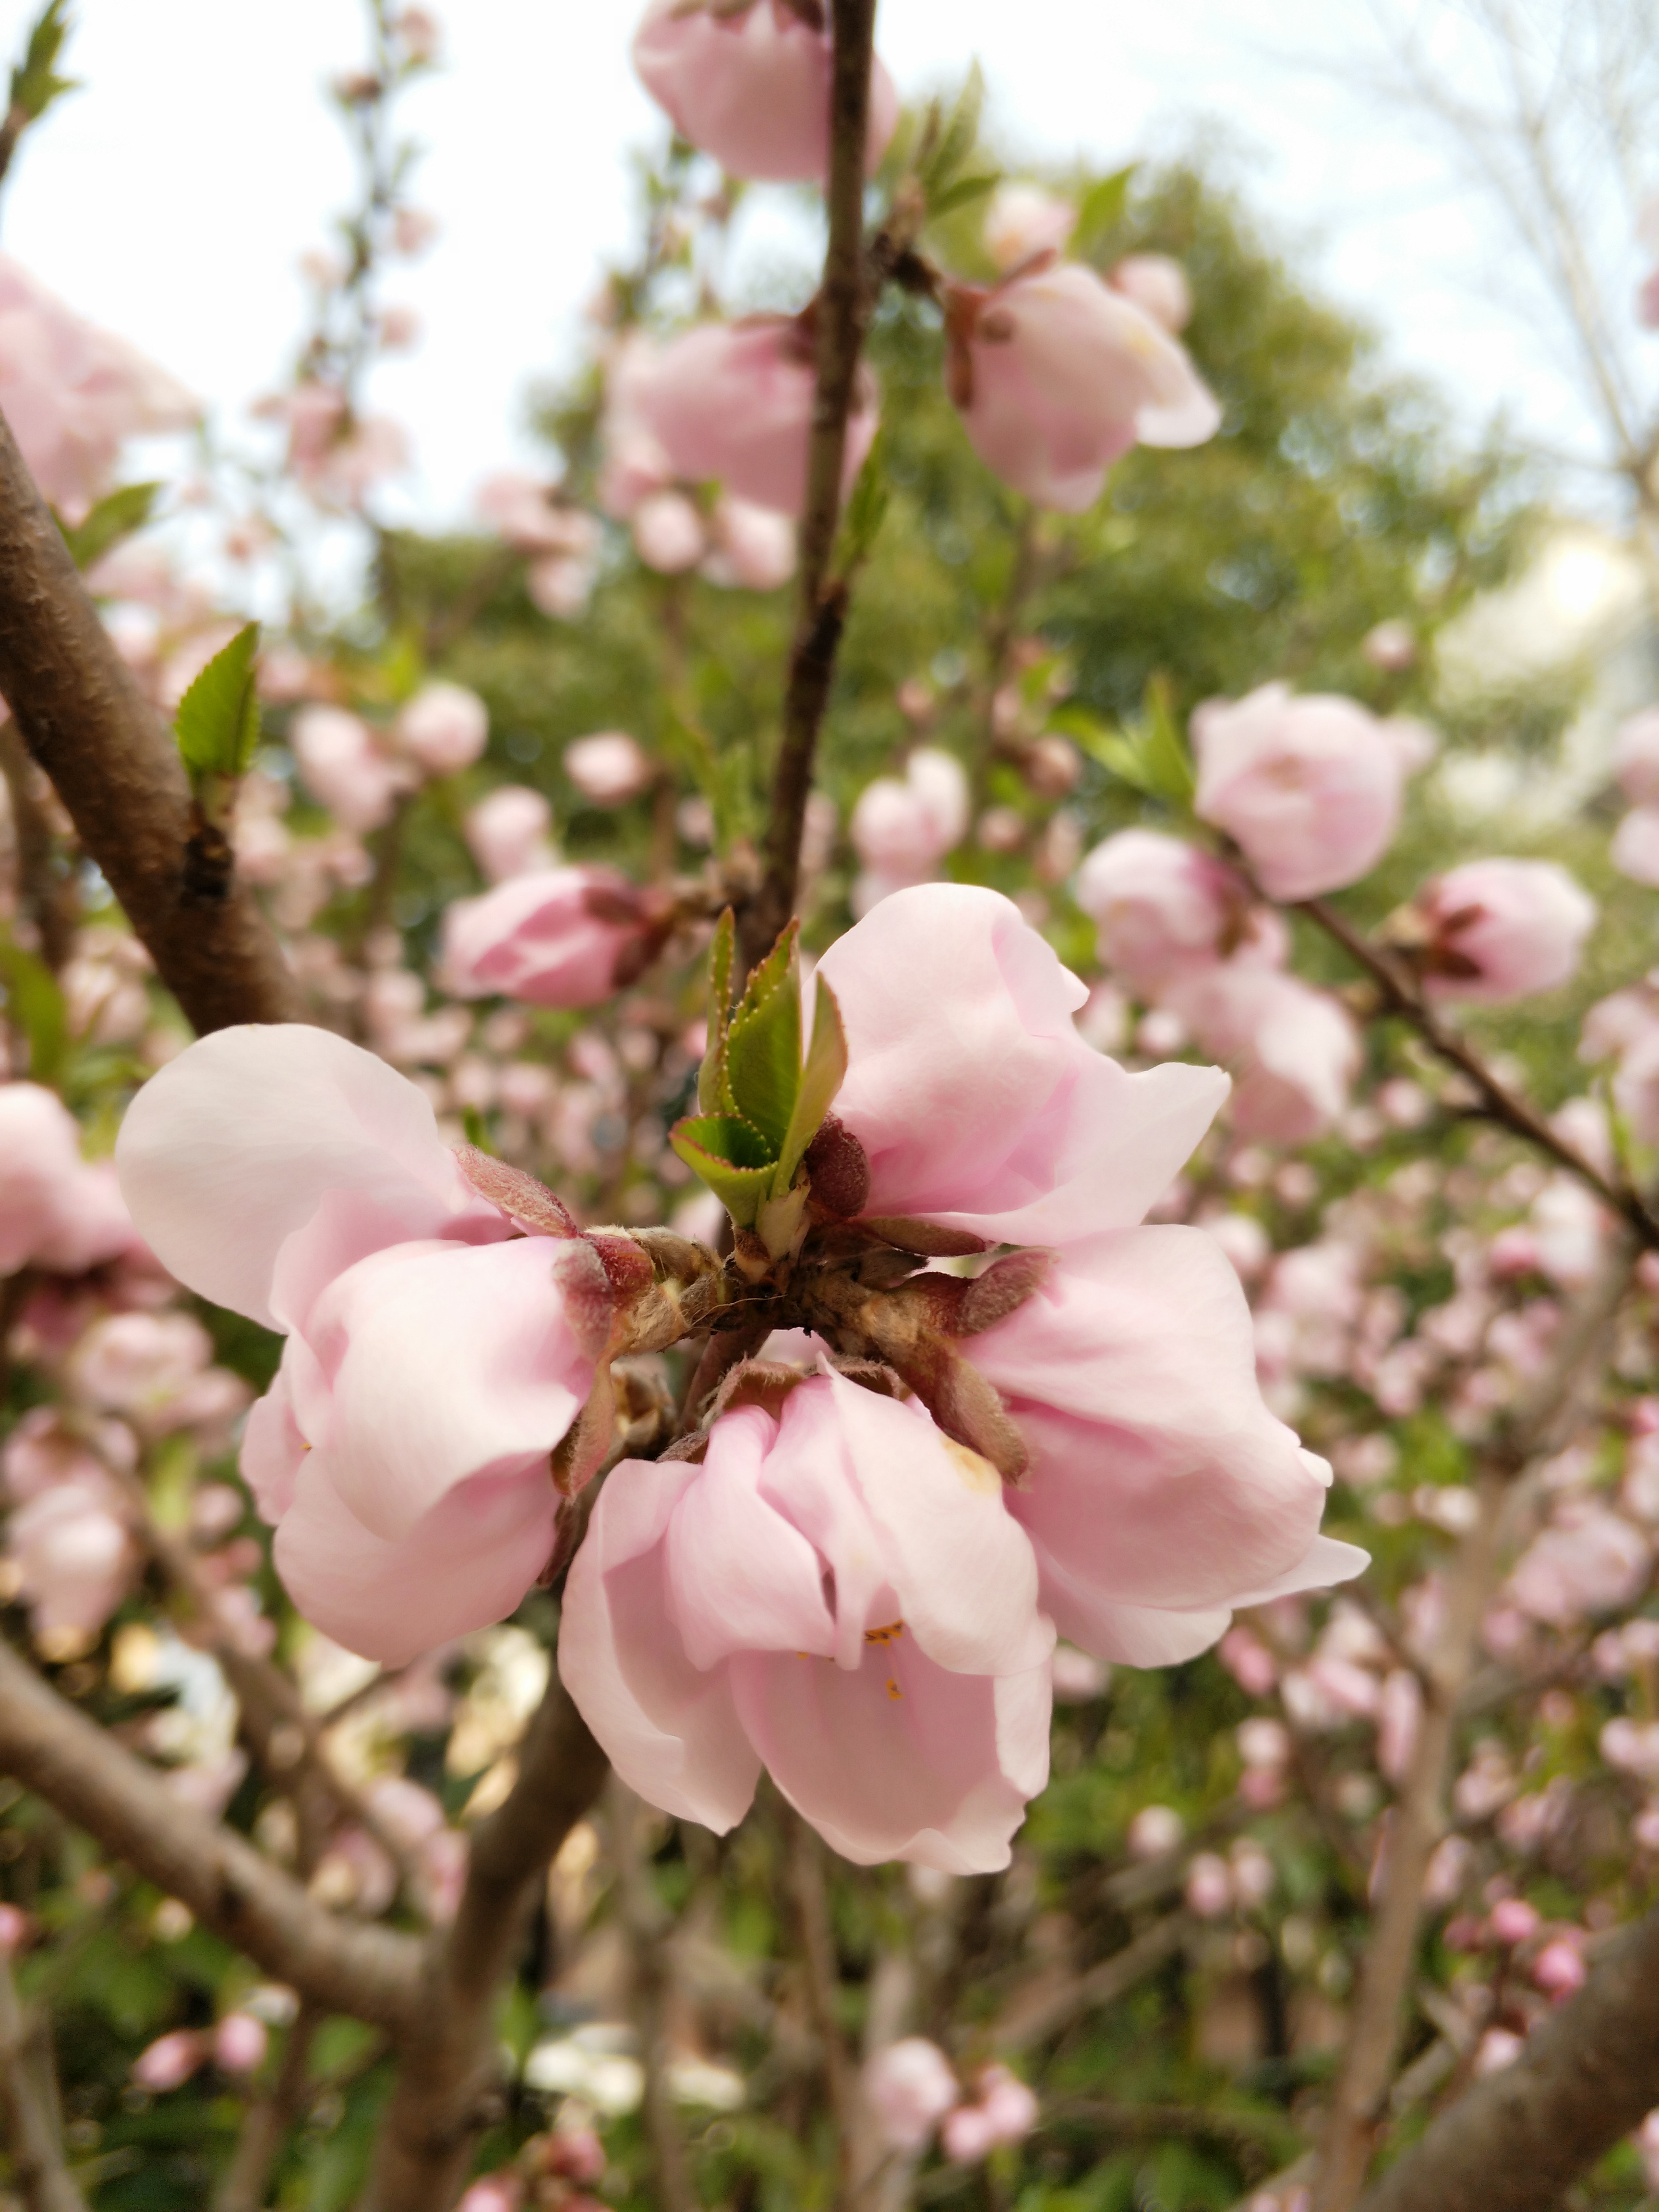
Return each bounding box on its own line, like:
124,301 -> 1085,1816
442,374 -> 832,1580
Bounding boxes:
930,170 -> 1001,219
0,932 -> 66,1084
1072,163 -> 1137,259
773,974 -> 848,1198
920,61 -> 984,198
726,923 -> 802,1154
60,481 -> 159,572
672,1114 -> 775,1171
174,622 -> 262,783
669,1117 -> 777,1229
698,909 -> 737,1115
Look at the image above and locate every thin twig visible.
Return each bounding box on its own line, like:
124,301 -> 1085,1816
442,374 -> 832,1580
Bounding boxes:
991,1911 -> 1190,2056
741,0 -> 878,972
785,1805 -> 859,2212
1298,893 -> 1659,1250
0,408 -> 302,1034
0,1948 -> 84,2212
1309,1246 -> 1635,2212
614,1782 -> 696,2212
211,2002 -> 321,2212
0,1637 -> 422,2033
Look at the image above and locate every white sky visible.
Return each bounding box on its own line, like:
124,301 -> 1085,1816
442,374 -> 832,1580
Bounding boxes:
0,0 -> 1646,525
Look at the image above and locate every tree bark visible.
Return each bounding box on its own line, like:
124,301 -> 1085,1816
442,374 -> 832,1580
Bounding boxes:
0,407 -> 302,1034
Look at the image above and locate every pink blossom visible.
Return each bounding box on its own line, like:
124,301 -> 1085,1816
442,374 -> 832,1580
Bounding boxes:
560,1368 -> 1055,1870
983,184 -> 1076,271
849,749 -> 969,912
1363,619 -> 1417,671
0,1083 -> 136,1276
632,489 -> 706,573
1377,1668 -> 1422,1785
1508,1504 -> 1649,1626
441,867 -> 661,1008
968,1231 -> 1365,1665
1127,1804 -> 1185,1857
291,706 -> 409,834
116,1027 -> 603,1662
1108,253 -> 1192,333
395,682 -> 489,775
1489,1897 -> 1541,1945
66,1311 -> 235,1435
949,263 -> 1219,512
704,495 -> 796,591
632,318 -> 878,518
1532,1938 -> 1587,1996
565,732 -> 655,807
631,0 -> 898,184
863,2037 -> 959,2152
457,2179 -> 520,2212
1612,806 -> 1659,886
132,2030 -> 207,2093
7,1474 -> 136,1645
1192,684 -> 1405,900
0,256 -> 196,521
1473,2028 -> 1524,2077
1415,859 -> 1596,1004
816,885 -> 1231,1246
476,473 -> 597,558
1073,830 -> 1249,997
465,786 -> 555,882
1612,707 -> 1659,804
213,2013 -> 270,2073
1168,968 -> 1360,1145
1186,1851 -> 1233,1917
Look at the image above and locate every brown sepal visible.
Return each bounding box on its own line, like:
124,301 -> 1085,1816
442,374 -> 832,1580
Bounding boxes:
859,1216 -> 989,1258
549,1239 -> 617,1364
550,1366 -> 617,1499
457,1145 -> 580,1239
804,1114 -> 871,1219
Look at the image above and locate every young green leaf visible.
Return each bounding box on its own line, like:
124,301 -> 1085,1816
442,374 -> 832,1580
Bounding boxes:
1140,674 -> 1197,809
174,622 -> 263,784
928,170 -> 1002,220
669,1116 -> 777,1229
0,932 -> 66,1085
920,61 -> 984,202
773,973 -> 848,1198
1072,163 -> 1137,260
697,909 -> 738,1115
833,431 -> 890,580
9,0 -> 77,124
59,482 -> 160,572
726,923 -> 802,1154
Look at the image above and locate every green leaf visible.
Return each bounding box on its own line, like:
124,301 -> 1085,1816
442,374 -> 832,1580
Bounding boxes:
1140,674 -> 1198,809
9,0 -> 77,123
697,909 -> 737,1115
725,923 -> 802,1154
773,974 -> 848,1198
174,622 -> 262,783
669,1116 -> 777,1229
1072,162 -> 1137,259
833,429 -> 890,580
928,169 -> 1001,219
1051,685 -> 1195,813
60,481 -> 159,572
0,932 -> 66,1084
920,61 -> 984,201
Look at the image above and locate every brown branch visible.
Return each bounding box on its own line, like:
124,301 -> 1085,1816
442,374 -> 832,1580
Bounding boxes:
1298,893 -> 1659,1251
614,1782 -> 696,2212
741,0 -> 878,972
1309,1246 -> 1635,2212
1354,1899 -> 1659,2212
0,407 -> 302,1034
358,1665 -> 609,2212
992,1910 -> 1190,2057
0,1948 -> 84,2212
0,1637 -> 421,2034
785,1806 -> 858,2210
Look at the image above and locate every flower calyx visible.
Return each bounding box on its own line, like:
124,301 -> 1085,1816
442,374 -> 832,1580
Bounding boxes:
670,911 -> 851,1262
665,1350 -> 908,1464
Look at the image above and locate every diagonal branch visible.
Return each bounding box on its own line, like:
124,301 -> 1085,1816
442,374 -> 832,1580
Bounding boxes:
0,1638 -> 421,2035
742,0 -> 878,971
0,1948 -> 84,2212
359,1665 -> 610,2212
0,408 -> 302,1034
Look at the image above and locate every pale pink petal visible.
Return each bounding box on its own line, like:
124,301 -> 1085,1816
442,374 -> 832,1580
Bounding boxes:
240,1367 -> 307,1523
116,1025 -> 482,1325
664,1406 -> 836,1668
560,1457 -> 762,1831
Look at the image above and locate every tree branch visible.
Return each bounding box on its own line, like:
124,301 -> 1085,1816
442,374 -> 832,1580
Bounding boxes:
358,1665 -> 609,2212
0,408 -> 303,1034
0,1948 -> 84,2212
0,1638 -> 421,2034
211,2003 -> 321,2212
615,1782 -> 696,2212
1309,1246 -> 1635,2212
742,0 -> 878,971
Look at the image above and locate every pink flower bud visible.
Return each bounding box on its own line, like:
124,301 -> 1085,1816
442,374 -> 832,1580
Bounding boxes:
850,748 -> 969,910
1473,2028 -> 1524,2078
1127,1804 -> 1185,1858
941,2102 -> 999,2163
1613,708 -> 1659,803
1532,1937 -> 1587,1996
457,2178 -> 520,2212
1108,252 -> 1192,333
1613,805 -> 1659,886
976,2065 -> 1038,2145
983,184 -> 1076,271
542,2125 -> 607,2183
1073,830 -> 1247,997
465,786 -> 555,883
1488,1896 -> 1541,1946
632,318 -> 878,519
1167,967 -> 1360,1145
0,1906 -> 30,1956
948,263 -> 1219,512
1362,619 -> 1417,671
631,0 -> 898,184
705,495 -> 796,591
0,1084 -> 136,1277
291,706 -> 408,833
441,867 -> 661,1009
564,732 -> 655,807
863,2037 -> 958,2152
396,683 -> 489,776
1415,859 -> 1596,1004
132,2030 -> 207,2093
213,2012 -> 269,2074
1192,683 -> 1405,900
631,489 -> 705,573
1185,1851 -> 1234,1917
